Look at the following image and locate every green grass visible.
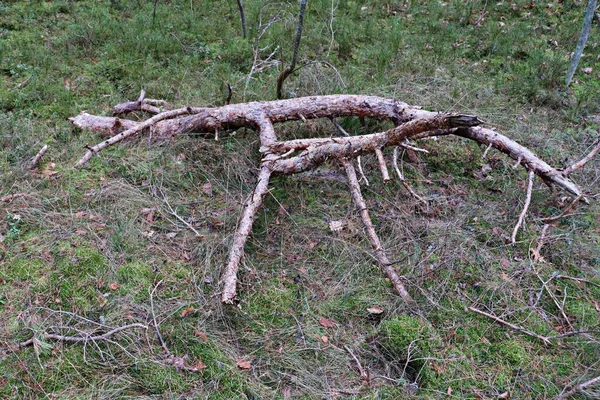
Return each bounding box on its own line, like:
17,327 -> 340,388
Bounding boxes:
1,0 -> 600,398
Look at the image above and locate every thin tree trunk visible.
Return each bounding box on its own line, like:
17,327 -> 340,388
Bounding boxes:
565,0 -> 598,86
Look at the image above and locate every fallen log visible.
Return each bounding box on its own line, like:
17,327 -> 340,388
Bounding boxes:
69,94 -> 589,307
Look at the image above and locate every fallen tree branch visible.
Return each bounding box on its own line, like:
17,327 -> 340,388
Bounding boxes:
342,157 -> 417,308
19,323 -> 147,347
69,94 -> 591,303
222,165 -> 273,303
374,148 -> 390,183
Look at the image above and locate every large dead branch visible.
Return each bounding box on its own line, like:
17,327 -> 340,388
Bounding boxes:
69,94 -> 589,305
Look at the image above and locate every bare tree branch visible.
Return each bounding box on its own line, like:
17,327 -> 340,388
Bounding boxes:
276,0 -> 308,99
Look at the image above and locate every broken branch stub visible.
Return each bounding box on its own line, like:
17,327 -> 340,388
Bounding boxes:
69,94 -> 588,305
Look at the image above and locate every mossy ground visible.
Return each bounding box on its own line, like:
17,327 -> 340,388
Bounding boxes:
1,1 -> 599,398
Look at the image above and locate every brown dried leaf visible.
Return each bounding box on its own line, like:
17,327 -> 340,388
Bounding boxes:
194,330 -> 209,342
319,317 -> 337,328
237,359 -> 251,370
181,306 -> 195,318
109,282 -> 120,291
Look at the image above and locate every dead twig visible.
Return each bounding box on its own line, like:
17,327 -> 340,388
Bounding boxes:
276,0 -> 308,99
374,148 -> 390,183
555,374 -> 600,399
75,107 -> 199,167
342,157 -> 417,308
468,306 -> 552,345
28,145 -> 48,169
149,280 -> 170,355
19,323 -> 147,347
343,345 -> 368,382
555,274 -> 600,288
563,138 -> 600,175
393,147 -> 426,204
541,195 -> 584,223
511,170 -> 535,243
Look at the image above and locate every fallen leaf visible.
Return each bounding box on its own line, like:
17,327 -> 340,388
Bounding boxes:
319,317 -> 337,328
192,359 -> 207,371
194,330 -> 209,342
367,306 -> 385,315
109,282 -> 120,291
146,208 -> 155,222
181,306 -> 196,318
237,359 -> 251,370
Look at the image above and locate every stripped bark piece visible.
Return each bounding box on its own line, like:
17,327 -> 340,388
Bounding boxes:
222,165 -> 272,303
341,158 -> 417,308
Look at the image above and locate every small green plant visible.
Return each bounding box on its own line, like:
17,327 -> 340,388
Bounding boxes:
6,213 -> 22,240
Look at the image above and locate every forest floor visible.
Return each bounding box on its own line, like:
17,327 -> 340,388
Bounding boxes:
1,1 -> 599,399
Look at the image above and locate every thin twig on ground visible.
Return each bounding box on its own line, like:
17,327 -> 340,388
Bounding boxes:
532,224 -> 550,262
149,280 -> 169,355
541,195 -> 583,222
555,375 -> 600,399
555,274 -> 600,288
563,138 -> 600,175
511,170 -> 535,243
19,323 -> 147,347
393,147 -> 426,204
158,187 -> 202,237
468,306 -> 552,345
343,345 -> 368,382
